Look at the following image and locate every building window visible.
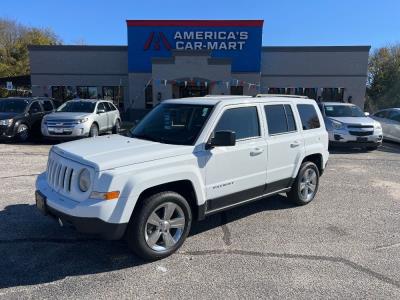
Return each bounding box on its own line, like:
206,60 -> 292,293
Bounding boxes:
230,86 -> 243,95
145,85 -> 153,109
102,86 -> 123,109
77,86 -> 98,99
51,86 -> 74,101
321,88 -> 344,101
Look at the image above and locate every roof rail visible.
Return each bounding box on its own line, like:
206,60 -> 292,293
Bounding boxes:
255,94 -> 309,99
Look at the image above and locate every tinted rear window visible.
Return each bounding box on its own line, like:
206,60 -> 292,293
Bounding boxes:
297,104 -> 321,130
264,104 -> 297,135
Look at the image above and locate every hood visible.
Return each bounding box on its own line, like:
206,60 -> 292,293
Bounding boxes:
327,116 -> 376,126
52,134 -> 194,171
0,112 -> 20,120
45,112 -> 92,120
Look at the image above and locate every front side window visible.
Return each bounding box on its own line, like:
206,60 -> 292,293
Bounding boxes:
56,101 -> 96,113
29,102 -> 42,113
297,104 -> 321,130
131,103 -> 213,145
214,107 -> 260,140
0,99 -> 29,113
264,104 -> 297,135
388,111 -> 400,122
374,111 -> 388,119
42,100 -> 54,112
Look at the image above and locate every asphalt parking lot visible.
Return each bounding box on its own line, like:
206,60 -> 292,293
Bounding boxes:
0,141 -> 399,299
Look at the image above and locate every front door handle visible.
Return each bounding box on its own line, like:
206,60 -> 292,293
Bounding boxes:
250,147 -> 264,156
290,141 -> 301,148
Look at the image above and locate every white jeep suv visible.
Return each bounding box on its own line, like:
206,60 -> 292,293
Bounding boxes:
35,95 -> 329,260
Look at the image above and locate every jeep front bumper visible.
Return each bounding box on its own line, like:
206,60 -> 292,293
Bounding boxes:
35,173 -> 127,240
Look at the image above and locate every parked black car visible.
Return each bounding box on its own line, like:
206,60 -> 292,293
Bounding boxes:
0,97 -> 55,142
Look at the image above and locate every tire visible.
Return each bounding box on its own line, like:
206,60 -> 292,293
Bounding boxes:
16,123 -> 30,142
112,119 -> 121,134
89,123 -> 99,137
126,191 -> 192,261
287,161 -> 320,205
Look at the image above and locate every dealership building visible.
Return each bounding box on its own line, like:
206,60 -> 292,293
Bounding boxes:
29,20 -> 370,113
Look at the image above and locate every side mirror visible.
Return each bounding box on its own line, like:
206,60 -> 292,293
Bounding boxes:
206,131 -> 236,149
364,112 -> 370,116
97,108 -> 106,114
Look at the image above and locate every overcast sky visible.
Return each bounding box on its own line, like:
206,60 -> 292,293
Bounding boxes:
2,0 -> 399,49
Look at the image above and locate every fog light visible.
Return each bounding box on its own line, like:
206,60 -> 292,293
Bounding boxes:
334,134 -> 343,141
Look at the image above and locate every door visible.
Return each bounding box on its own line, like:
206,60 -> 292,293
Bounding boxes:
387,110 -> 400,142
263,104 -> 304,185
204,105 -> 268,212
373,110 -> 390,138
96,102 -> 109,132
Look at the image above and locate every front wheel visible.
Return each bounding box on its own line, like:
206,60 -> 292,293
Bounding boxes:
126,191 -> 192,261
16,124 -> 30,142
287,161 -> 320,205
89,123 -> 99,137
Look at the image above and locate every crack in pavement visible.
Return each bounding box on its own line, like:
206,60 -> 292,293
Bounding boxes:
220,212 -> 232,246
0,173 -> 40,179
375,242 -> 400,251
1,237 -> 399,289
179,249 -> 400,289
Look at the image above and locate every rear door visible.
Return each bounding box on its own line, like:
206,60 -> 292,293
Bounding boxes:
263,103 -> 304,185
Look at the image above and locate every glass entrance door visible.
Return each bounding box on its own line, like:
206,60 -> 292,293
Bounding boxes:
178,84 -> 209,98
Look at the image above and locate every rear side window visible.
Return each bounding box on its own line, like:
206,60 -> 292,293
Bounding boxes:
215,107 -> 260,140
264,104 -> 297,135
42,100 -> 54,112
297,104 -> 321,130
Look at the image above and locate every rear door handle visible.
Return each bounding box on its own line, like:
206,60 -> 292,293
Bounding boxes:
290,141 -> 301,148
250,147 -> 264,156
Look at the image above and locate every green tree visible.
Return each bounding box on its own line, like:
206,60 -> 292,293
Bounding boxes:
0,18 -> 61,77
366,44 -> 400,111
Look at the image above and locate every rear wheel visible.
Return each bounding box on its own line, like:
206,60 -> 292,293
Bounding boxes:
287,161 -> 319,205
89,123 -> 99,137
126,191 -> 192,261
16,124 -> 30,142
112,119 -> 121,134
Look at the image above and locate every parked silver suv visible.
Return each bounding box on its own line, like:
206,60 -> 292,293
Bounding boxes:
318,102 -> 383,150
41,99 -> 121,138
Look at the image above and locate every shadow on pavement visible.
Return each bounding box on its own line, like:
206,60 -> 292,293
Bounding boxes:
0,194 -> 295,289
329,141 -> 400,155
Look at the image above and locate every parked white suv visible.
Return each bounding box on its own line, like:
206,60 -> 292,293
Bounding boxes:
41,99 -> 121,138
35,96 -> 329,260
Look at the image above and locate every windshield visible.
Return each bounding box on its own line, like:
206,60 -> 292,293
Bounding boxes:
324,105 -> 365,118
131,103 -> 214,145
0,99 -> 29,114
56,101 -> 95,113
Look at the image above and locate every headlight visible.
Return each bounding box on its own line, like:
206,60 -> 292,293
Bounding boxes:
0,119 -> 13,126
78,168 -> 91,192
332,120 -> 343,130
76,118 -> 89,124
374,122 -> 382,130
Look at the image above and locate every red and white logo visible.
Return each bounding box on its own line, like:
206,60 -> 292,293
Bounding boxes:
144,32 -> 172,51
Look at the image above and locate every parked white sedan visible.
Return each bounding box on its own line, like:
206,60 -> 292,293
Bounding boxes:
372,108 -> 400,143
41,99 -> 121,139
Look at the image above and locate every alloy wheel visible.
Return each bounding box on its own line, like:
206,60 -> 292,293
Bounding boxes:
144,202 -> 186,252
